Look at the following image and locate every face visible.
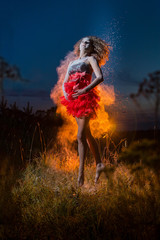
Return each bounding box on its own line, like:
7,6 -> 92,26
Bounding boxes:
79,37 -> 93,54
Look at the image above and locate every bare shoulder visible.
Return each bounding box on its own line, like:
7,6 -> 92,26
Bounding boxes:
87,56 -> 100,69
87,56 -> 98,63
87,56 -> 103,79
87,56 -> 100,68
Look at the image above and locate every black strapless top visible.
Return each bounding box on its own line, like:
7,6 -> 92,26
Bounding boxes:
68,61 -> 93,75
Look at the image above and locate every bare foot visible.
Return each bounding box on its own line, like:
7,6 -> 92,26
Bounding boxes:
78,173 -> 84,187
95,163 -> 106,183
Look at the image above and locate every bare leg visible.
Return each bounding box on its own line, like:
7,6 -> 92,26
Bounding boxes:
86,126 -> 106,183
75,116 -> 90,187
86,127 -> 101,165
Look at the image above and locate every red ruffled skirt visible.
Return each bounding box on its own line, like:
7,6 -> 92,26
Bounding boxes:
60,71 -> 100,119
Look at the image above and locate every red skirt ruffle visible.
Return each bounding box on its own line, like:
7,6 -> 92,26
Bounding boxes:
60,71 -> 100,119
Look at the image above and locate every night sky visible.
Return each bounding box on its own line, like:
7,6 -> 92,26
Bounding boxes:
1,0 -> 160,129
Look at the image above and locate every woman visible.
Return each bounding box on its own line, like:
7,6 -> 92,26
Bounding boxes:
60,36 -> 110,187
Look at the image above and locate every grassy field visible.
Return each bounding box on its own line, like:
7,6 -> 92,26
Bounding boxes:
0,98 -> 160,239
0,140 -> 160,240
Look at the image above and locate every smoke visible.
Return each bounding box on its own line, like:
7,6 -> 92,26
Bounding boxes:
50,50 -> 116,145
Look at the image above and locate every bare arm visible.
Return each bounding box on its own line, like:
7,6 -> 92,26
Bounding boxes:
62,61 -> 72,100
72,56 -> 104,98
84,56 -> 104,92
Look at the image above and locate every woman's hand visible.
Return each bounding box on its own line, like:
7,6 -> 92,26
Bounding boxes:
72,88 -> 87,99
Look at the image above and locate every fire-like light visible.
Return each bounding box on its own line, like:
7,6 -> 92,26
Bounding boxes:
49,51 -> 116,171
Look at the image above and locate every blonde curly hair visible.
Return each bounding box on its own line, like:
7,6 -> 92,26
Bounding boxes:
73,36 -> 111,67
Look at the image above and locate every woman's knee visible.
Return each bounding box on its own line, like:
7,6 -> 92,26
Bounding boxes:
77,131 -> 86,142
76,116 -> 90,142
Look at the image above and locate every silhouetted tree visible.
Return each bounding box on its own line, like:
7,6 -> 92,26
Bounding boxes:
130,71 -> 160,138
0,56 -> 29,96
23,102 -> 33,115
0,96 -> 8,112
10,102 -> 19,111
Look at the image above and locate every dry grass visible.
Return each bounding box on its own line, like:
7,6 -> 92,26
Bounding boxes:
0,145 -> 160,240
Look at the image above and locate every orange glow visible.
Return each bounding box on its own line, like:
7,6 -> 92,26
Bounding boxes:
47,150 -> 79,172
90,83 -> 116,138
50,51 -> 116,171
50,52 -> 77,146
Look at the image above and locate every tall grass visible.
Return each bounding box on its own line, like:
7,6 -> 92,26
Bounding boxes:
1,149 -> 160,240
0,97 -> 160,239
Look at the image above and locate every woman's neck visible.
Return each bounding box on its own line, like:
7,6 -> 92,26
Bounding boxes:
79,49 -> 91,59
